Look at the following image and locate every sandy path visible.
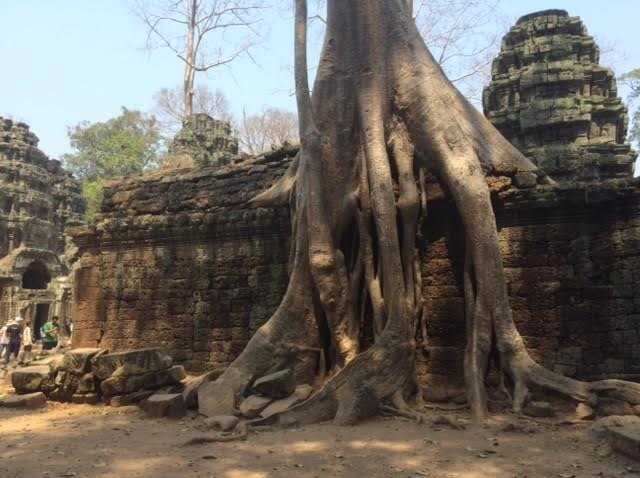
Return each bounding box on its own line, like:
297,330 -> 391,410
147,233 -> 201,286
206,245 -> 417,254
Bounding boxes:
1,374 -> 638,478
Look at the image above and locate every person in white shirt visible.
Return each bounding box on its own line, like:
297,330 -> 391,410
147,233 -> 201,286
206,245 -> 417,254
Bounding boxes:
0,323 -> 9,361
19,321 -> 33,364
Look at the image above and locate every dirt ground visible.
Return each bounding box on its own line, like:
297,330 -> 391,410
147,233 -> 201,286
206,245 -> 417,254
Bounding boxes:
1,374 -> 639,478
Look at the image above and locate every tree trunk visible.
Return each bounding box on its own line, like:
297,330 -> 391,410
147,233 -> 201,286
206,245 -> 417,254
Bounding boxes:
209,0 -> 640,424
183,0 -> 197,118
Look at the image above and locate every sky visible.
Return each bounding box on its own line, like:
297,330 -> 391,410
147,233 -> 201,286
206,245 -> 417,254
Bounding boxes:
1,1 -> 639,160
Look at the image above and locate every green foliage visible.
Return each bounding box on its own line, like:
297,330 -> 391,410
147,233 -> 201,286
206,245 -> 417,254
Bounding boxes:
62,107 -> 162,219
82,178 -> 106,220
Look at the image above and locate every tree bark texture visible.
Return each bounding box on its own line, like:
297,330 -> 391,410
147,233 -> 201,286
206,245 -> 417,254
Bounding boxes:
210,0 -> 640,423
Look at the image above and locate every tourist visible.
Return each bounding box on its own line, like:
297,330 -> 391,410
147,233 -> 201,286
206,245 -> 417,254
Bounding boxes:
4,317 -> 24,368
19,320 -> 33,364
41,316 -> 60,351
0,322 -> 8,360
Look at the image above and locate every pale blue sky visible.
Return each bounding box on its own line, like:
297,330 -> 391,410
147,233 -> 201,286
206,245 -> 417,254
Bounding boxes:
1,1 -> 639,159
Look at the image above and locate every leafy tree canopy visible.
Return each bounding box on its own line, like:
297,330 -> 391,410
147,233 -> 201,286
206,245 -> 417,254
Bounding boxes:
62,107 -> 162,218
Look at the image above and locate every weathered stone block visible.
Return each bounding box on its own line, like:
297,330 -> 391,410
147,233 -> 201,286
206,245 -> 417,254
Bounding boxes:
198,381 -> 235,417
0,392 -> 47,409
92,348 -> 173,380
141,393 -> 186,418
100,365 -> 186,397
252,369 -> 296,399
62,348 -> 104,375
11,366 -> 51,394
607,424 -> 640,461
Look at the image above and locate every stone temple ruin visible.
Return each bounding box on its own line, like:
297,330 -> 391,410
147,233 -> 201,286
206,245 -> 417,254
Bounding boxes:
59,10 -> 638,397
0,118 -> 85,336
483,9 -> 636,181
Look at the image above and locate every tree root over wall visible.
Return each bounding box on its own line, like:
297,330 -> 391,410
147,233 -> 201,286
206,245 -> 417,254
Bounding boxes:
203,0 -> 640,425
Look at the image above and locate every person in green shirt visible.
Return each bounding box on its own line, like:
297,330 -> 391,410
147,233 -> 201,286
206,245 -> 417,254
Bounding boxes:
41,316 -> 59,350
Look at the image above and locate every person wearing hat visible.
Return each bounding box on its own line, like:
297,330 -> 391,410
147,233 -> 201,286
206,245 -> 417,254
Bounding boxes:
3,317 -> 24,368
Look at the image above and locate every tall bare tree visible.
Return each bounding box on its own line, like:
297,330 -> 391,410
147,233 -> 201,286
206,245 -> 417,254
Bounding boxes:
134,0 -> 264,117
201,0 -> 640,426
238,108 -> 298,154
152,84 -> 232,135
414,0 -> 504,102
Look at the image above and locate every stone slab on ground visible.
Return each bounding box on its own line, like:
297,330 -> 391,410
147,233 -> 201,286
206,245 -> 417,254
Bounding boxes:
11,366 -> 51,394
205,415 -> 239,431
607,424 -> 640,461
0,392 -> 46,409
92,348 -> 173,380
252,369 -> 295,399
100,365 -> 185,397
61,348 -> 104,375
260,394 -> 304,419
239,394 -> 273,418
109,390 -> 155,407
141,393 -> 186,419
198,381 -> 235,417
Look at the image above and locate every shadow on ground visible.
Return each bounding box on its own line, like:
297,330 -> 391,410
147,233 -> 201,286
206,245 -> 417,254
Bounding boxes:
1,383 -> 638,478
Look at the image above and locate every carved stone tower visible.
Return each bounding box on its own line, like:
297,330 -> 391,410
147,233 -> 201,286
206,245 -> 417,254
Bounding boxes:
483,9 -> 637,181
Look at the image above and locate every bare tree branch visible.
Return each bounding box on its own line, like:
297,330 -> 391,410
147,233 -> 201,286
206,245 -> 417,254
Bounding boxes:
133,0 -> 265,118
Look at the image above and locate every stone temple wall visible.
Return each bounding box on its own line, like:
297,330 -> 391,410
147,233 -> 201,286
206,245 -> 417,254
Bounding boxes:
71,9 -> 640,385
71,146 -> 640,382
71,149 -> 293,371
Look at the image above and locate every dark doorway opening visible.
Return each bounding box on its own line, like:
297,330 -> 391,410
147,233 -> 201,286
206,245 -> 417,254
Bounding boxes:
34,304 -> 50,340
22,261 -> 51,290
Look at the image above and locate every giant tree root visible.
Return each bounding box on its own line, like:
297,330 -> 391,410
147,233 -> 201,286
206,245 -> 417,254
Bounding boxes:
199,0 -> 640,426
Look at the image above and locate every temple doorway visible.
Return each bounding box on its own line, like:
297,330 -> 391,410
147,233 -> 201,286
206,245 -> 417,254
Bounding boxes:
34,303 -> 50,340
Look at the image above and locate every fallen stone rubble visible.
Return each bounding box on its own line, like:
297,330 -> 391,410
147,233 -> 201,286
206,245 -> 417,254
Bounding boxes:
4,347 -> 186,415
